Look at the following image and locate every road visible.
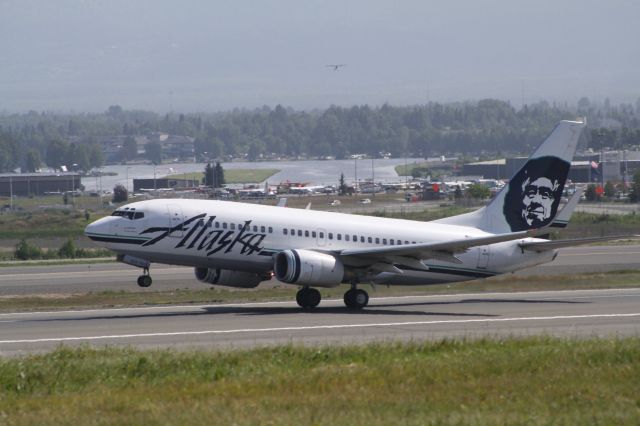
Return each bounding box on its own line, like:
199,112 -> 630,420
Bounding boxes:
0,244 -> 638,296
1,288 -> 639,355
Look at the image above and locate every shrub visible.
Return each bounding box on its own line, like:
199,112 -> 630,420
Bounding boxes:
58,239 -> 77,259
113,184 -> 128,203
14,239 -> 43,260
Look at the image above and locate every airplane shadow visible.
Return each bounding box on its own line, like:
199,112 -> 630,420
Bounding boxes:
25,297 -> 587,322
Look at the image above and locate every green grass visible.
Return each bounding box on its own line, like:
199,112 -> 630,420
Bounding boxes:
2,270 -> 640,313
395,161 -> 430,176
167,168 -> 279,184
0,210 -> 98,239
1,337 -> 639,424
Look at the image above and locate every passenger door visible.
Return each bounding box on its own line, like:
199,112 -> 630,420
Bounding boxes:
167,204 -> 184,238
477,245 -> 490,269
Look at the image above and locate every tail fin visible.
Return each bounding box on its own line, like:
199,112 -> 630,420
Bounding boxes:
435,119 -> 585,233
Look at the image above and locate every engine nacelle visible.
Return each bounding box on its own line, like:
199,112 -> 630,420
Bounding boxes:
194,267 -> 261,288
274,249 -> 344,287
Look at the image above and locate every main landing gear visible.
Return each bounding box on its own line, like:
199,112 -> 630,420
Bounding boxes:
296,287 -> 321,309
137,268 -> 153,288
344,287 -> 369,309
294,286 -> 370,310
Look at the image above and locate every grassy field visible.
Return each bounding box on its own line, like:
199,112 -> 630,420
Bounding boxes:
0,209 -> 97,239
2,270 -> 640,313
1,337 -> 638,424
167,168 -> 279,184
395,161 -> 430,176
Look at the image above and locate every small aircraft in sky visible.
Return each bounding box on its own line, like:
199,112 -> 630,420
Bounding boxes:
326,64 -> 346,71
85,119 -> 634,310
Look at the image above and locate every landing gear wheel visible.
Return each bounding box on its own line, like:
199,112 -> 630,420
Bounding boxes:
137,274 -> 152,288
296,287 -> 321,309
344,288 -> 368,309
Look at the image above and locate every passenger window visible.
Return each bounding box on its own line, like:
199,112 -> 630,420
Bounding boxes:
405,240 -> 409,245
328,233 -> 333,240
368,237 -> 372,243
345,235 -> 349,241
223,222 -> 228,229
230,223 -> 235,230
215,221 -> 220,228
283,228 -> 288,235
390,239 -> 394,245
337,234 -> 342,241
268,227 -> 273,233
305,230 -> 309,237
353,235 -> 357,242
383,238 -> 387,245
312,231 -> 317,238
290,229 -> 295,235
297,230 -> 302,237
261,226 -> 266,233
253,225 -> 258,232
375,238 -> 380,244
360,236 -> 365,243
319,232 -> 324,238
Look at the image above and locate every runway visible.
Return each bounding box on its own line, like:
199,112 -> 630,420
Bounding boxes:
1,244 -> 639,296
1,288 -> 639,355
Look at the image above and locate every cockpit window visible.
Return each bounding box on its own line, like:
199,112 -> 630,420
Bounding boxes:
111,209 -> 145,220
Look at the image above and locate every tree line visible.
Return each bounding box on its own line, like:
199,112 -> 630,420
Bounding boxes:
1,98 -> 640,172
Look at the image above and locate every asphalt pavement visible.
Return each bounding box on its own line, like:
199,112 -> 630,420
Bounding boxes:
1,288 -> 639,355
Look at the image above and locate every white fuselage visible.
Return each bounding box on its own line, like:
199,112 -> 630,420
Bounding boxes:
85,199 -> 556,286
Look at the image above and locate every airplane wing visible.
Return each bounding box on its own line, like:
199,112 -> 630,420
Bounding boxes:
519,235 -> 640,252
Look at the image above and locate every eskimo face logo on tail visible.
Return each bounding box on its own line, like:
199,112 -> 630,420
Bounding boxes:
503,156 -> 569,231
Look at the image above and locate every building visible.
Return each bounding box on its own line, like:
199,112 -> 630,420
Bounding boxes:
0,173 -> 81,197
133,176 -> 200,192
463,158 -> 596,183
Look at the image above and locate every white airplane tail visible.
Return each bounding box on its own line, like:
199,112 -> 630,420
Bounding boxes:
435,119 -> 585,233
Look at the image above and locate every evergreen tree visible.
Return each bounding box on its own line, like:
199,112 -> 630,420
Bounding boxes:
338,173 -> 347,195
24,149 -> 41,173
214,162 -> 225,188
204,162 -> 214,186
629,171 -> 640,203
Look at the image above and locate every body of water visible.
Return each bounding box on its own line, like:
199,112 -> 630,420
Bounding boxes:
82,158 -> 427,192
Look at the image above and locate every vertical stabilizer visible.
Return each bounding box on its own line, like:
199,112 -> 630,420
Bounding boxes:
435,120 -> 585,233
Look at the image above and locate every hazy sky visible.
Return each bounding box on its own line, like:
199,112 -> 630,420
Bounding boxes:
1,0 -> 639,112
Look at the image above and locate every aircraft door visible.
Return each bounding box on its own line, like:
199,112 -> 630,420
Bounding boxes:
477,245 -> 491,269
167,204 -> 184,237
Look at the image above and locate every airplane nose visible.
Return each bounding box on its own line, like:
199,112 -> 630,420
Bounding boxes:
84,217 -> 111,241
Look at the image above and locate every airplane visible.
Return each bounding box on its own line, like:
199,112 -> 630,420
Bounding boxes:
326,64 -> 346,71
84,119 -> 633,309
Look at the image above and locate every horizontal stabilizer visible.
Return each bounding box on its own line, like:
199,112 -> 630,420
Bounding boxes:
550,187 -> 583,229
519,235 -> 640,252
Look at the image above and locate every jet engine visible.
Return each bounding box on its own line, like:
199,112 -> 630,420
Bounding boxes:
274,249 -> 344,287
194,267 -> 262,288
